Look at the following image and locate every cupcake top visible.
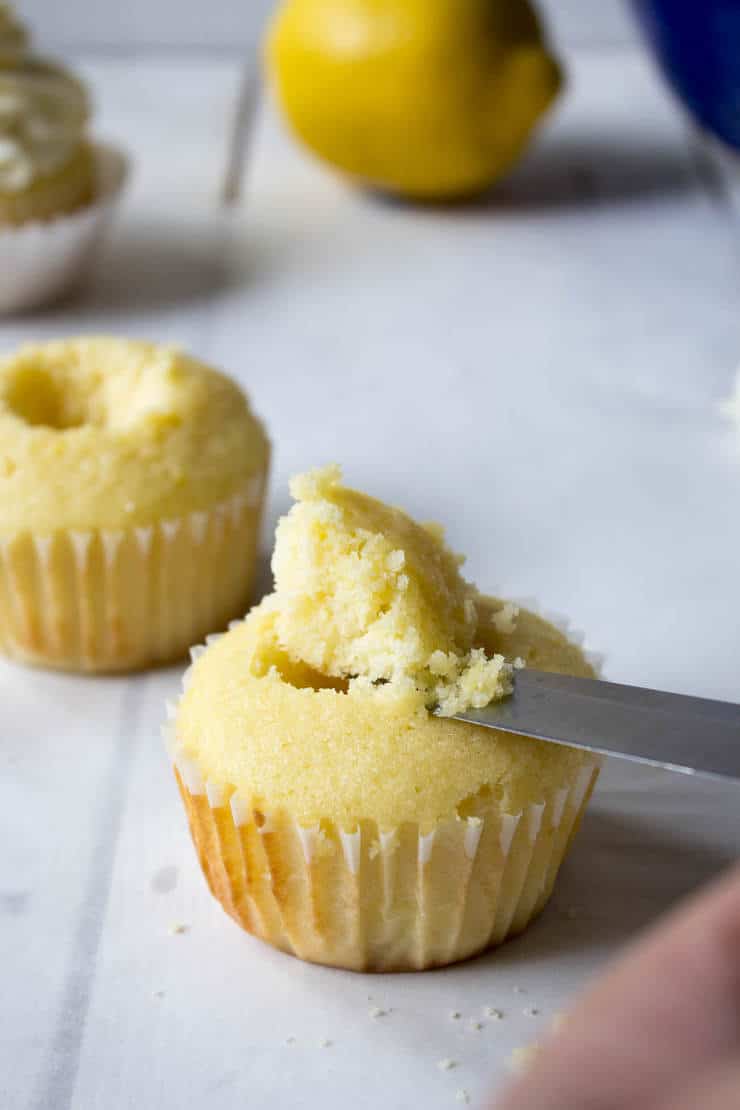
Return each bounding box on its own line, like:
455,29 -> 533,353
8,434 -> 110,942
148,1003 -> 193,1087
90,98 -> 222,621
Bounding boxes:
0,6 -> 90,191
175,468 -> 595,829
270,465 -> 513,713
177,596 -> 593,829
0,337 -> 269,535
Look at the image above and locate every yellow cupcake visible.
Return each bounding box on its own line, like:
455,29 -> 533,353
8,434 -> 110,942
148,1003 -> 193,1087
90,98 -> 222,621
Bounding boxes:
169,469 -> 599,972
0,337 -> 270,672
0,6 -> 95,225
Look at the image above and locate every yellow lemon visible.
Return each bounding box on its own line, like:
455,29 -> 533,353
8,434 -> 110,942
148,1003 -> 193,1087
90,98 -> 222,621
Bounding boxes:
266,0 -> 563,201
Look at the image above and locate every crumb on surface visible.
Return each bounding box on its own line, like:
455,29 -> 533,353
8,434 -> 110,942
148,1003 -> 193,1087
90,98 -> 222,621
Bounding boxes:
285,1036 -> 296,1045
509,1044 -> 538,1073
437,1059 -> 458,1071
524,1008 -> 539,1017
321,1039 -> 333,1048
484,1007 -> 503,1020
168,923 -> 189,935
449,1010 -> 461,1020
455,1092 -> 470,1105
152,990 -> 165,999
370,1007 -> 387,1019
468,1021 -> 483,1032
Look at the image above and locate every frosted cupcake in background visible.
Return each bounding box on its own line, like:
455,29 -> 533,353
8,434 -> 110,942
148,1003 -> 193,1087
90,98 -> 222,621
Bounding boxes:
0,3 -> 127,311
0,4 -> 93,225
0,2 -> 27,63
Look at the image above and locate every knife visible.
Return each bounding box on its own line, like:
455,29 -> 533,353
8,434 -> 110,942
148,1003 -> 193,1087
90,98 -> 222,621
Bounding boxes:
446,670 -> 740,782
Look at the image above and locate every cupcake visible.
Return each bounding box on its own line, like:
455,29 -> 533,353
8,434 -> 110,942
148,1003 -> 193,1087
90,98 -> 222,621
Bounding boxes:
0,337 -> 270,672
0,3 -> 27,64
0,5 -> 127,312
168,466 -> 600,972
0,6 -> 94,226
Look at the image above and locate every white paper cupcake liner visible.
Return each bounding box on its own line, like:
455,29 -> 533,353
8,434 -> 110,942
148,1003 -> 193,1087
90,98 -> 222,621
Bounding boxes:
164,597 -> 603,971
0,141 -> 128,313
0,471 -> 266,672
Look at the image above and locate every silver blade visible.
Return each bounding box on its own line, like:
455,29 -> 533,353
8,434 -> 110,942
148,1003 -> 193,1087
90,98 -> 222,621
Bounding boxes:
447,670 -> 740,782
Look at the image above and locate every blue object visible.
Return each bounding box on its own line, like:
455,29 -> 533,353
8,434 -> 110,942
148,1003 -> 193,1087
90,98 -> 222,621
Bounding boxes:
631,0 -> 740,150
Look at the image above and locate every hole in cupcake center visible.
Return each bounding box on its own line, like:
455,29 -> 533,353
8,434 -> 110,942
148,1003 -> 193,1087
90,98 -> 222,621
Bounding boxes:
251,640 -> 349,694
4,366 -> 94,430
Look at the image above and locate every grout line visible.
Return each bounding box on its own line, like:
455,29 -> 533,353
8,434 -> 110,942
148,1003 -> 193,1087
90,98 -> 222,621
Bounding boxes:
31,678 -> 148,1110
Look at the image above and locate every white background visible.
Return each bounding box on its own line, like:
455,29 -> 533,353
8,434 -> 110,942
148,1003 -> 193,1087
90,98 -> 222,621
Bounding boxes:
21,0 -> 636,50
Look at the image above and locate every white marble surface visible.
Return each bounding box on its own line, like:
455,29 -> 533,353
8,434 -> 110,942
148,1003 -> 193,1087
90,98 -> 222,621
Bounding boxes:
2,48 -> 740,1110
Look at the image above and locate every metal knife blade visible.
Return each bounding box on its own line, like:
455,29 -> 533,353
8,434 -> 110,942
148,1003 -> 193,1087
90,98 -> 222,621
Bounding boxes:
446,670 -> 740,782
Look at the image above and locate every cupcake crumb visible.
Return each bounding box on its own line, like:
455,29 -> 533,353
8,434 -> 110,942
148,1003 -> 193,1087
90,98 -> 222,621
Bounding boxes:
468,1021 -> 483,1032
449,1010 -> 461,1021
168,922 -> 189,935
455,1091 -> 470,1105
437,1059 -> 458,1071
285,1036 -> 296,1045
484,1007 -> 503,1020
509,1044 -> 538,1073
152,990 -> 165,999
524,1007 -> 539,1017
370,1007 -> 388,1019
513,986 -> 525,994
320,1039 -> 333,1048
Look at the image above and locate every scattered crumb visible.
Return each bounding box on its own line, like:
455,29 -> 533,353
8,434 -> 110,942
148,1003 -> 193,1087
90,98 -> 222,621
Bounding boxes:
285,1037 -> 296,1045
152,990 -> 165,999
449,1010 -> 462,1021
513,986 -> 525,994
168,923 -> 189,935
437,1059 -> 458,1071
320,1039 -> 333,1048
509,1044 -> 538,1073
468,1021 -> 483,1032
524,1008 -> 540,1017
484,1007 -> 503,1020
455,1091 -> 470,1105
367,994 -> 373,1002
369,1007 -> 388,1019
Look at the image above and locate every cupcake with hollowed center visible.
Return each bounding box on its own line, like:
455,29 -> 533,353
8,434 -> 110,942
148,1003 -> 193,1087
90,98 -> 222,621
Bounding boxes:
170,466 -> 600,972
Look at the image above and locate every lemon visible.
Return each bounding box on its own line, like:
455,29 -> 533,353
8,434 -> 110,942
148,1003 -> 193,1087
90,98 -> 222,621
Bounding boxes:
266,0 -> 563,201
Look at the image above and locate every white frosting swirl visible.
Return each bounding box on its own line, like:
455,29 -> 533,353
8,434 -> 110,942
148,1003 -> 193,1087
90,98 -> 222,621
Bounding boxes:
0,4 -> 28,63
0,60 -> 89,191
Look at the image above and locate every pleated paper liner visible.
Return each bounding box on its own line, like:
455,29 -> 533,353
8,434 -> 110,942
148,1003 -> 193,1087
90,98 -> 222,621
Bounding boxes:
165,602 -> 604,972
0,471 -> 267,673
